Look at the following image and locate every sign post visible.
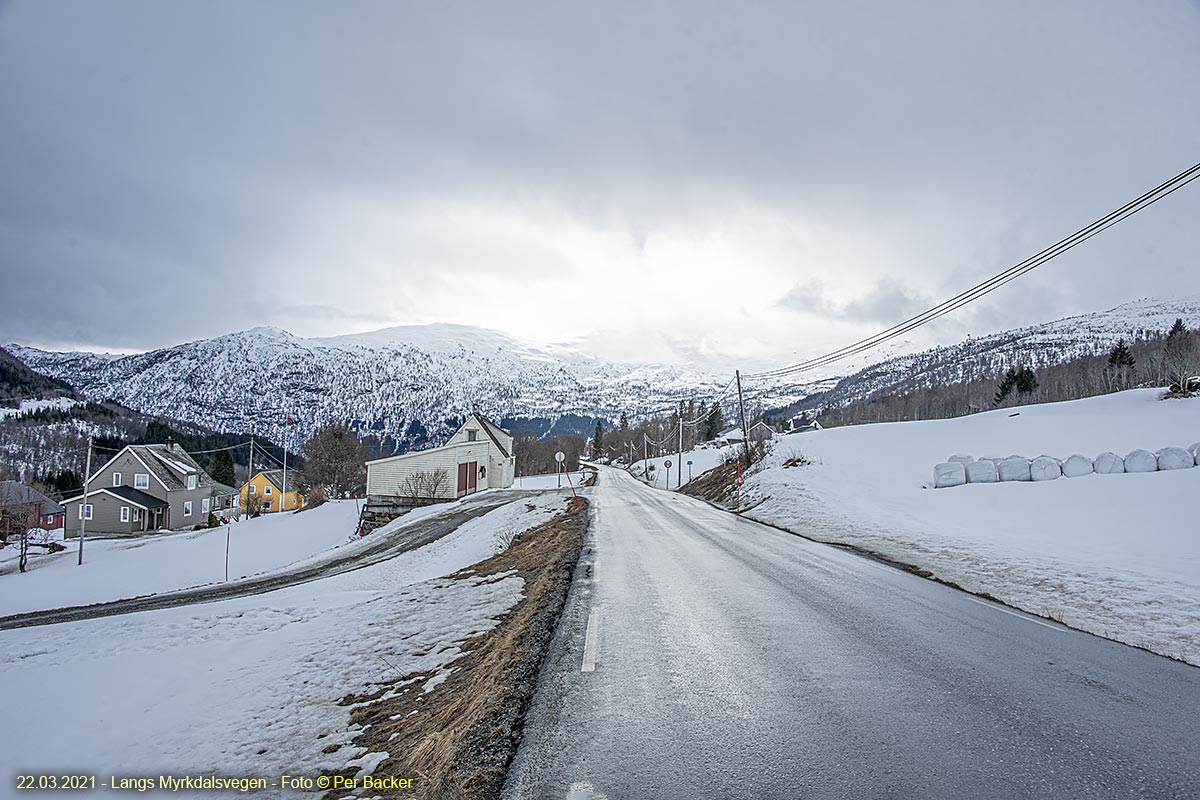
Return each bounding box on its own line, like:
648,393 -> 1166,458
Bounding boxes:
555,451 -> 565,488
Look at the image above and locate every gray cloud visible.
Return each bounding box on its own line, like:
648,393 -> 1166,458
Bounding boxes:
2,0 -> 1199,364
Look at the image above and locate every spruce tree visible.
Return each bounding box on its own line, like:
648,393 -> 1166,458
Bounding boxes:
993,368 -> 1017,405
1108,338 -> 1135,369
208,448 -> 236,486
593,420 -> 604,458
1015,365 -> 1038,396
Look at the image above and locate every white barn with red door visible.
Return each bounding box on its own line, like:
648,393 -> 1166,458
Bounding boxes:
365,410 -> 516,501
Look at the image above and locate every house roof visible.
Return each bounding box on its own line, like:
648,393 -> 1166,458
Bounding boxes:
254,469 -> 300,494
61,486 -> 168,510
0,480 -> 64,516
474,413 -> 513,459
210,481 -> 239,496
91,443 -> 212,492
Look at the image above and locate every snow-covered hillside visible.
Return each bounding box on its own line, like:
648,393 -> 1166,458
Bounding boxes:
10,325 -> 731,453
791,297 -> 1200,413
675,389 -> 1200,664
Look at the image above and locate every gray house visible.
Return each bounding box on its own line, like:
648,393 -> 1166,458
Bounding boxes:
63,442 -> 214,536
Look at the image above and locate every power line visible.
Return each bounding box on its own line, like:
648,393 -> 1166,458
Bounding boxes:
746,159 -> 1200,381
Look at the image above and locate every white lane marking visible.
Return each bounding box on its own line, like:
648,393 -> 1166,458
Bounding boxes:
592,558 -> 600,584
581,608 -> 601,672
966,596 -> 1064,632
567,782 -> 608,799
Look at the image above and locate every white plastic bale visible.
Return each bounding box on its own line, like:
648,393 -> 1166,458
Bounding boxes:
1030,456 -> 1062,481
948,454 -> 974,465
933,461 -> 967,488
1094,451 -> 1125,474
1156,447 -> 1193,471
1125,449 -> 1158,473
1061,454 -> 1094,478
997,457 -> 1031,482
1190,442 -> 1200,466
965,460 -> 998,483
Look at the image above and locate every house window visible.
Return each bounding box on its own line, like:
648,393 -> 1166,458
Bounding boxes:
79,504 -> 93,521
132,508 -> 141,521
120,507 -> 130,523
202,498 -> 210,514
249,484 -> 257,495
135,473 -> 149,489
264,485 -> 272,495
184,500 -> 193,516
113,472 -> 122,487
186,475 -> 197,490
467,430 -> 478,441
263,500 -> 272,511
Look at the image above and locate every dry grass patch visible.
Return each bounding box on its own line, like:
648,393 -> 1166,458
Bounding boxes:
323,499 -> 588,800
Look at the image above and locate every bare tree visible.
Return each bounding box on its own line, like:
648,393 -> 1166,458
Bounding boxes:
299,424 -> 370,498
0,488 -> 38,573
399,469 -> 451,499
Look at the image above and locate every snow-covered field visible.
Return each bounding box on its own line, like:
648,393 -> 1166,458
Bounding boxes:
0,396 -> 77,419
660,390 -> 1200,664
0,501 -> 363,615
0,494 -> 568,796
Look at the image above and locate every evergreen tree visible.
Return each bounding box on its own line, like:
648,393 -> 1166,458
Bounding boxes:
1107,338 -> 1136,369
593,420 -> 604,458
208,448 -> 236,486
993,368 -> 1017,405
619,411 -> 629,432
1015,365 -> 1039,396
705,404 -> 724,439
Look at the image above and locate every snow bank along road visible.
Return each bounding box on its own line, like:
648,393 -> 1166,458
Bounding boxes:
504,469 -> 1200,800
0,491 -> 530,631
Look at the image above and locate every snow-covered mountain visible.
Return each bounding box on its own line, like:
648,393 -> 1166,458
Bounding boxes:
9,298 -> 1197,453
790,297 -> 1200,412
9,324 -> 735,453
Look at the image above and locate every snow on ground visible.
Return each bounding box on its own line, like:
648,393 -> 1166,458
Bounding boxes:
0,501 -> 362,615
513,471 -> 586,490
0,396 -> 77,419
724,389 -> 1199,664
631,443 -> 739,490
0,493 -> 569,797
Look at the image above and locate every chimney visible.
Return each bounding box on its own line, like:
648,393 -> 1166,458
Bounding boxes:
472,403 -> 481,416
166,436 -> 174,453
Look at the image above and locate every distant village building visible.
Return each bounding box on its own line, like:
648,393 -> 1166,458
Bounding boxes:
788,418 -> 824,433
239,470 -> 306,513
715,421 -> 775,445
0,481 -> 64,541
210,482 -> 241,519
62,442 -> 213,536
366,410 -> 516,507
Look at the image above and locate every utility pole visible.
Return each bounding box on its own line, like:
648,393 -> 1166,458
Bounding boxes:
247,436 -> 255,519
677,417 -> 683,489
735,370 -> 752,467
78,436 -> 92,566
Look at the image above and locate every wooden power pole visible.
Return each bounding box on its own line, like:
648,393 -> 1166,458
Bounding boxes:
735,370 -> 752,467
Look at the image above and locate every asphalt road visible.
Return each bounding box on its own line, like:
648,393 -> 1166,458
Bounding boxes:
0,491 -> 529,630
503,468 -> 1200,800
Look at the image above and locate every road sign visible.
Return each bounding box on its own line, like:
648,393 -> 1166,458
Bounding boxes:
687,460 -> 693,465
555,451 -> 565,463
664,459 -> 672,468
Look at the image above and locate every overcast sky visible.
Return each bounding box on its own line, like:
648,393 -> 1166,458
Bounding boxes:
2,1 -> 1199,370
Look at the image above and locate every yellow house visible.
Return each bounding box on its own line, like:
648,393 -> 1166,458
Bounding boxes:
239,469 -> 306,513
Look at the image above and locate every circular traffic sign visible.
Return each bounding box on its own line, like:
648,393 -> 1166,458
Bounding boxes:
555,451 -> 566,463
664,459 -> 672,468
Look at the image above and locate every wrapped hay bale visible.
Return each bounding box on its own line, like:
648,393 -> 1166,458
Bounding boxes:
934,461 -> 967,488
965,459 -> 998,483
1061,454 -> 1094,478
948,454 -> 974,465
1156,447 -> 1193,471
997,457 -> 1031,482
1124,449 -> 1157,473
1030,456 -> 1062,481
1189,443 -> 1200,466
1094,451 -> 1125,474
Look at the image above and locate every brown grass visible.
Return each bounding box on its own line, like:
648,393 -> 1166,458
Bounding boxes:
322,499 -> 588,800
679,458 -> 742,506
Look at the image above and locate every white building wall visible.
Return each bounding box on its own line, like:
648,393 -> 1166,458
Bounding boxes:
367,441 -> 494,499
